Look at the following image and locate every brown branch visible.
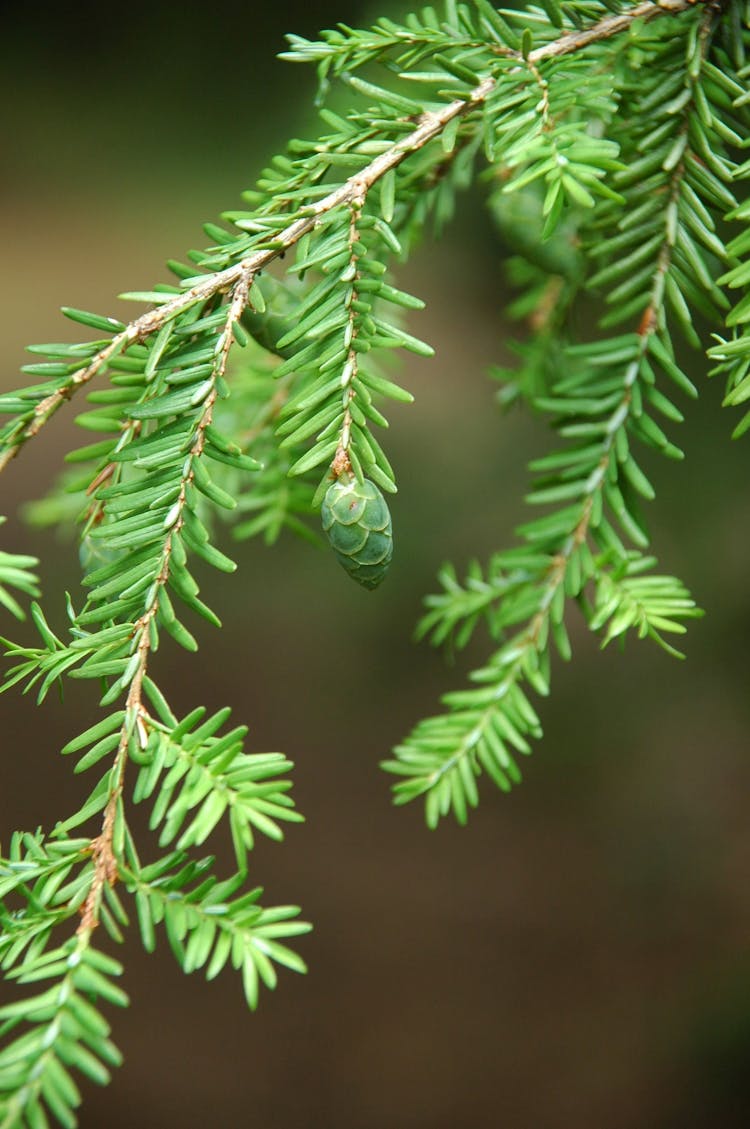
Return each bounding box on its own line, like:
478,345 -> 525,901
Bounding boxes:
529,0 -> 702,64
0,0 -> 702,474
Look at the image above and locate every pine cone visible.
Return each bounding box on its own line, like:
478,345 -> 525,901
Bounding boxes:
321,474 -> 393,590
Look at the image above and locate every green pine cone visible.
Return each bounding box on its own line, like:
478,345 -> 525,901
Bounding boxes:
321,474 -> 393,590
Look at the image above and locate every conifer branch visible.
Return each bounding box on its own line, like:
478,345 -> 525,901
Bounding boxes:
385,0 -> 726,824
0,0 -> 702,475
76,273 -> 252,938
2,1 -> 747,1120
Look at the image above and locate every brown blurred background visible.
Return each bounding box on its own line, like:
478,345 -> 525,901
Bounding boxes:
2,3 -> 750,1126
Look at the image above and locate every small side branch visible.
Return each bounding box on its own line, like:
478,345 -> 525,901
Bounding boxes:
76,275 -> 252,937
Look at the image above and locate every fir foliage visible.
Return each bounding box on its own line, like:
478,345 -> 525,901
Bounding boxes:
1,0 -> 749,1122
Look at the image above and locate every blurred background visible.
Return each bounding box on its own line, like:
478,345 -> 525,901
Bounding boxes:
2,3 -> 750,1126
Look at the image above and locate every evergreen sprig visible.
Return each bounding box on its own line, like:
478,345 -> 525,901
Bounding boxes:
384,0 -> 748,827
122,851 -> 309,1011
1,0 -> 748,1122
0,936 -> 125,1128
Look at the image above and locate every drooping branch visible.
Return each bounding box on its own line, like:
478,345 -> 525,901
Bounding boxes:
386,0 -> 720,822
76,274 -> 252,937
